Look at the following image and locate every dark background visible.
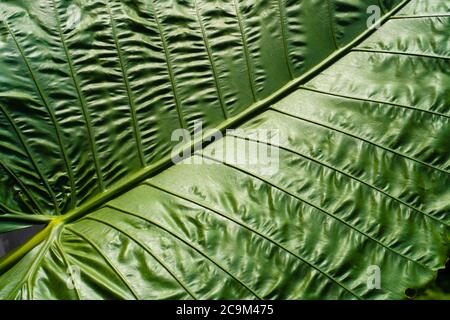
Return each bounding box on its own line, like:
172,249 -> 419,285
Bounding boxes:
0,225 -> 44,258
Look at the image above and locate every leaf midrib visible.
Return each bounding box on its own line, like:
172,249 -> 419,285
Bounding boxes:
0,0 -> 413,276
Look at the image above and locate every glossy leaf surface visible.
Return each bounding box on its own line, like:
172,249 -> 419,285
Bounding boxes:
0,0 -> 449,299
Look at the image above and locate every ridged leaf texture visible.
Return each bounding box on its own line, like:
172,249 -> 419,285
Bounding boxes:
0,0 -> 449,299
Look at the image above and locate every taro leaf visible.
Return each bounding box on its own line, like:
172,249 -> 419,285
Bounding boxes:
0,0 -> 449,299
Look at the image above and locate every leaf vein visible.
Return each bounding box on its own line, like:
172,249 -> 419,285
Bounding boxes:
84,215 -> 197,300
270,107 -> 450,175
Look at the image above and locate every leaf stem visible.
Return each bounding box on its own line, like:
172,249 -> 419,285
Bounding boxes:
0,0 -> 413,276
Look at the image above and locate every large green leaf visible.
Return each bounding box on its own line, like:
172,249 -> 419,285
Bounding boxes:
0,0 -> 449,299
